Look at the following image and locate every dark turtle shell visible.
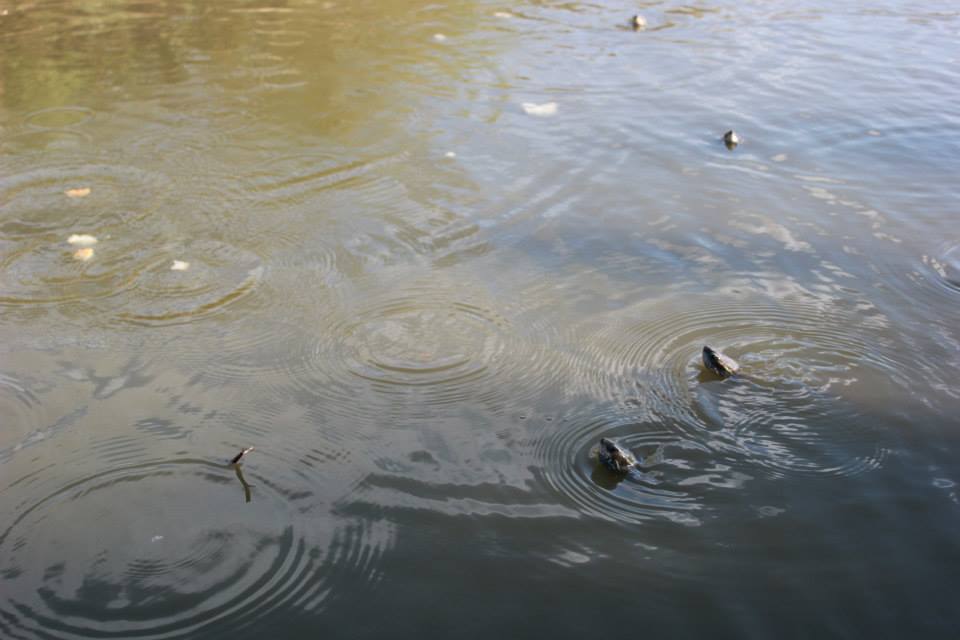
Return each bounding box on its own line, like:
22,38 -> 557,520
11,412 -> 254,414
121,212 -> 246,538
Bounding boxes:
599,437 -> 637,473
702,345 -> 740,378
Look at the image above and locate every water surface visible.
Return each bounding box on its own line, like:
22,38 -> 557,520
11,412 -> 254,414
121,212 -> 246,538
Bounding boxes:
2,1 -> 959,638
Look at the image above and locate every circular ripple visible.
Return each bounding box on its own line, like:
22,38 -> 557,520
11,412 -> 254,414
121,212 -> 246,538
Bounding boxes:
0,163 -> 172,237
0,235 -> 138,305
24,106 -> 95,128
347,301 -> 501,387
0,459 -> 393,640
113,240 -> 264,326
155,243 -> 348,391
564,293 -> 899,479
0,129 -> 93,153
535,407 -> 746,526
284,279 -> 566,420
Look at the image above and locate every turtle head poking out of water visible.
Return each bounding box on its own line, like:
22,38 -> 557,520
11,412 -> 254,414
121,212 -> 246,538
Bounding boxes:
723,130 -> 740,150
702,345 -> 740,378
599,438 -> 638,473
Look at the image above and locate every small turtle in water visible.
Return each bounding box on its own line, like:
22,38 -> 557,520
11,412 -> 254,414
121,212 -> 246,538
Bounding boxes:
702,345 -> 740,378
598,437 -> 638,473
723,130 -> 741,150
631,14 -> 647,30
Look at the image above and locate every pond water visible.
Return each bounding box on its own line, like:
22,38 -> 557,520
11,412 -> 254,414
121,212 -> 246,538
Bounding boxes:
2,1 -> 959,638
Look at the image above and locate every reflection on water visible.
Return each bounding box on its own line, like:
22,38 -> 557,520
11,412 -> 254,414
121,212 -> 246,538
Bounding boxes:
2,0 -> 960,638
234,463 -> 253,503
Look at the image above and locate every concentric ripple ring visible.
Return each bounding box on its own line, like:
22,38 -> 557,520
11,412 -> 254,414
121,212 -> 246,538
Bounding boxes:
0,458 -> 392,640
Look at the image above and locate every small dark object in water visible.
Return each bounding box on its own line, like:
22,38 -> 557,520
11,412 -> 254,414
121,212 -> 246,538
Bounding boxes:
234,464 -> 253,503
631,14 -> 647,30
230,447 -> 255,464
723,130 -> 740,150
599,438 -> 638,473
702,345 -> 740,378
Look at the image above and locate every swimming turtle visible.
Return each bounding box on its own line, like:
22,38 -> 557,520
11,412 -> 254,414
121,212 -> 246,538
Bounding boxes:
723,130 -> 740,150
702,345 -> 740,378
598,437 -> 638,473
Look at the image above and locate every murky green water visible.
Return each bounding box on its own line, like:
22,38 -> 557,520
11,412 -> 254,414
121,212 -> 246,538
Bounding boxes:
2,1 -> 959,637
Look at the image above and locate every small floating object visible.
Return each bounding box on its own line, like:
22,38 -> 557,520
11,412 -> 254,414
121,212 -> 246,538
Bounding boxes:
723,130 -> 741,150
170,260 -> 190,271
72,247 -> 95,262
433,33 -> 447,42
522,101 -> 558,117
702,345 -> 740,378
65,187 -> 91,198
230,447 -> 255,464
631,14 -> 647,30
493,11 -> 513,19
598,437 -> 637,473
444,151 -> 457,158
67,234 -> 98,246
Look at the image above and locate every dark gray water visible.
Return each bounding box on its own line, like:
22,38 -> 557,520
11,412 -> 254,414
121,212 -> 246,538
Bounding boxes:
2,0 -> 959,638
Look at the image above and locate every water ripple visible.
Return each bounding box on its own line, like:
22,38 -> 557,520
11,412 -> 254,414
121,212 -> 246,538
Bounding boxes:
278,275 -> 566,420
709,387 -> 888,479
534,406 -> 738,527
251,152 -> 400,206
0,458 -> 393,640
0,162 -> 172,237
558,293 -> 900,482
923,244 -> 960,297
113,240 -> 264,327
24,107 -> 95,129
0,372 -> 44,451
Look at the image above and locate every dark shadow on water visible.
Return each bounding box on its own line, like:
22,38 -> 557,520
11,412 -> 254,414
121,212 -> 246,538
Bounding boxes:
696,368 -> 741,385
590,464 -> 629,491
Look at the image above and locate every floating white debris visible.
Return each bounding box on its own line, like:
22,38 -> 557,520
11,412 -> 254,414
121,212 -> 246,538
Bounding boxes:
65,187 -> 91,198
73,247 -> 94,262
493,11 -> 513,18
433,33 -> 447,42
67,234 -> 98,246
522,102 -> 558,117
171,260 -> 190,271
151,535 -> 164,543
444,151 -> 457,158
